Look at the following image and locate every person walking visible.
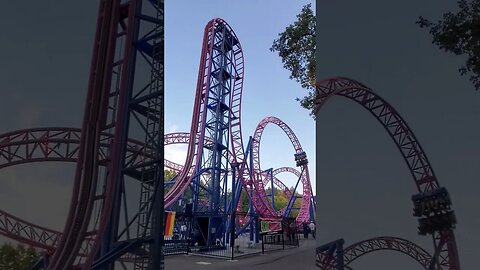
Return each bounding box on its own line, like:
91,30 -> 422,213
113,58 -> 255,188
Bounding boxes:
180,224 -> 187,240
303,222 -> 309,239
309,221 -> 316,239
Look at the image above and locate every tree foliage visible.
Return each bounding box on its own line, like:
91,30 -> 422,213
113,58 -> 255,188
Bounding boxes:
271,4 -> 316,115
164,169 -> 176,182
0,243 -> 39,270
238,190 -> 250,213
164,169 -> 177,194
265,187 -> 303,218
272,1 -> 480,117
418,0 -> 480,89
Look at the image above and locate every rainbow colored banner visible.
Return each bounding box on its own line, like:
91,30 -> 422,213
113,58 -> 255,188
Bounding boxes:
164,211 -> 176,237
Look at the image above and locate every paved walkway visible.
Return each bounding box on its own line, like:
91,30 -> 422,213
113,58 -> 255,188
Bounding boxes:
165,238 -> 318,270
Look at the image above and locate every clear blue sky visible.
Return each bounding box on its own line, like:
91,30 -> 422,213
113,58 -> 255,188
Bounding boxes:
165,0 -> 316,194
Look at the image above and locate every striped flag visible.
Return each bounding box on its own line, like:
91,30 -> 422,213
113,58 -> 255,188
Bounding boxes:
164,211 -> 176,236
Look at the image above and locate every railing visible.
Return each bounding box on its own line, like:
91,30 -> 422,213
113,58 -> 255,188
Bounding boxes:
261,230 -> 285,253
260,229 -> 299,254
162,212 -> 300,260
164,239 -> 189,256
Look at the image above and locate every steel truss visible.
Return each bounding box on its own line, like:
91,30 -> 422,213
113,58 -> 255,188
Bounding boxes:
252,116 -> 314,223
0,15 -> 317,269
37,0 -> 167,268
0,129 -> 305,250
316,237 -> 433,270
314,77 -> 460,270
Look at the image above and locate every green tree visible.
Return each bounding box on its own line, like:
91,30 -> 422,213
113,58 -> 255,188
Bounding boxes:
265,187 -> 303,218
164,169 -> 176,182
239,189 -> 250,213
164,169 -> 176,194
417,0 -> 480,90
265,187 -> 288,211
0,243 -> 39,270
270,4 -> 316,116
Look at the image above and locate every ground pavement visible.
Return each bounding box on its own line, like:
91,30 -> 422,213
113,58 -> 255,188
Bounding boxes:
164,238 -> 318,270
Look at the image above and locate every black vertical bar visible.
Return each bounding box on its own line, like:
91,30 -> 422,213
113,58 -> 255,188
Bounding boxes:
334,239 -> 345,270
427,237 -> 446,270
186,230 -> 189,255
230,164 -> 236,260
150,0 -> 165,269
262,234 -> 265,254
255,216 -> 260,243
297,227 -> 300,247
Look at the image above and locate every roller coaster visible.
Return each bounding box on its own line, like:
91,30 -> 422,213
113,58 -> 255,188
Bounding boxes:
0,1 -> 314,269
0,1 -> 462,270
314,78 -> 460,270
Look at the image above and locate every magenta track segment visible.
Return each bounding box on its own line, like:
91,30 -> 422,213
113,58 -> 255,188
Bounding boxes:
315,77 -> 460,270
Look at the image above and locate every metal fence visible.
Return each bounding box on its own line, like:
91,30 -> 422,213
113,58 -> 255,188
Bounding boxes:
260,217 -> 299,254
163,212 -> 299,260
282,217 -> 300,247
188,212 -> 263,259
164,239 -> 189,255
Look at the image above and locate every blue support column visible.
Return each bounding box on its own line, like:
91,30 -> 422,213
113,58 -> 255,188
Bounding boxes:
309,196 -> 316,221
255,216 -> 260,243
269,169 -> 275,209
230,163 -> 237,246
249,197 -> 254,242
187,20 -> 241,247
248,135 -> 255,242
283,167 -> 304,218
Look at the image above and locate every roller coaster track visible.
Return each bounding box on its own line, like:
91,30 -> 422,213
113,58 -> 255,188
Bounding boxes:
0,12 -> 314,267
315,237 -> 433,269
314,77 -> 460,270
162,19 -> 306,220
0,129 -> 193,250
252,117 -> 313,222
0,127 -> 309,249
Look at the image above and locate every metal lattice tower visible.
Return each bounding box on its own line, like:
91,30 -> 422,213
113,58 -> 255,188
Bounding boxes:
193,21 -> 237,212
132,1 -> 164,268
41,0 -> 165,269
179,19 -> 240,246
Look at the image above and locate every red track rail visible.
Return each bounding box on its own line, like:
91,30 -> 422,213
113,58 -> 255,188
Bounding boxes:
271,167 -> 300,215
0,127 -> 176,171
162,19 -> 286,222
344,237 -> 432,268
0,128 -> 309,250
316,236 -> 433,269
271,167 -> 296,199
315,77 -> 460,270
0,129 -> 199,249
252,117 -> 313,222
0,209 -> 59,251
0,16 -> 316,266
163,18 -> 217,207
